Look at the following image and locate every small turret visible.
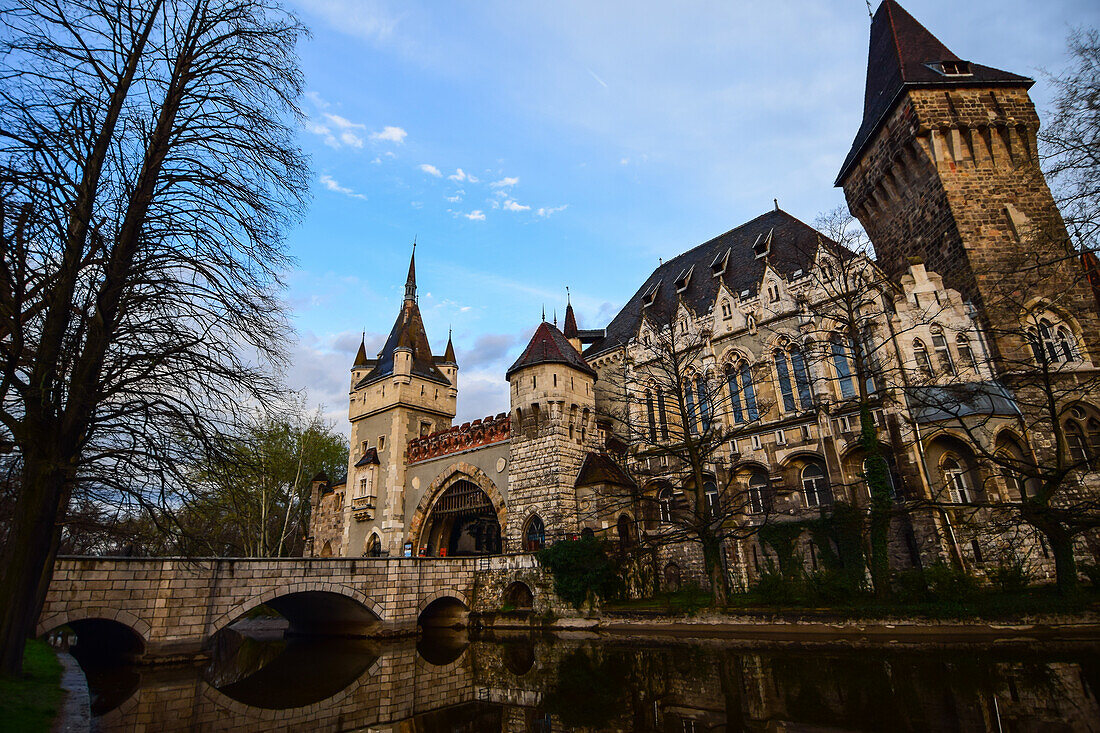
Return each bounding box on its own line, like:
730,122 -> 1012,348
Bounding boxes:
563,299 -> 580,354
435,329 -> 459,391
351,333 -> 374,389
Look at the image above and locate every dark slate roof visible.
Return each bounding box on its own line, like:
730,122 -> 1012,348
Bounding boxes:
575,452 -> 635,489
358,254 -> 450,388
354,447 -> 379,467
507,320 -> 597,379
836,0 -> 1031,185
352,339 -> 369,367
563,302 -> 579,339
441,333 -> 456,364
584,208 -> 837,357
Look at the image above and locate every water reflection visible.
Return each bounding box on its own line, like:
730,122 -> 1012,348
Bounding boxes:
76,624 -> 1100,731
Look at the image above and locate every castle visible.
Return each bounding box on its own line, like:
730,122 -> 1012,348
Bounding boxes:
307,1 -> 1100,588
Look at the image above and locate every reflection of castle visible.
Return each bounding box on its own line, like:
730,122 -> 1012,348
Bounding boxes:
308,1 -> 1100,582
93,631 -> 1100,732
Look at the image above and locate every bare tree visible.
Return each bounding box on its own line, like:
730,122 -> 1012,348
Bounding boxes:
1041,28 -> 1100,251
584,303 -> 777,605
901,213 -> 1100,596
0,0 -> 308,674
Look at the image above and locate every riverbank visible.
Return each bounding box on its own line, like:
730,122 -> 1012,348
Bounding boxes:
0,640 -> 63,733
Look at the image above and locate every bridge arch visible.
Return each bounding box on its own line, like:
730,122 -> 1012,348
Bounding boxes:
209,581 -> 386,637
417,590 -> 471,629
38,606 -> 152,644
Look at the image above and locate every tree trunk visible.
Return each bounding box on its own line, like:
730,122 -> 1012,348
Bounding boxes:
1048,529 -> 1080,597
0,454 -> 69,676
703,536 -> 728,607
860,405 -> 892,598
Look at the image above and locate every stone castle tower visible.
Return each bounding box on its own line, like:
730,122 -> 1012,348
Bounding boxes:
346,249 -> 458,555
837,0 -> 1100,365
505,303 -> 599,549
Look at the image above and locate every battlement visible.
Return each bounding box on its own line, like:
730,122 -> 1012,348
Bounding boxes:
407,413 -> 510,464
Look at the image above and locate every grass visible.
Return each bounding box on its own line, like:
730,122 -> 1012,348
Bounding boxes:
605,585 -> 1100,622
0,639 -> 64,733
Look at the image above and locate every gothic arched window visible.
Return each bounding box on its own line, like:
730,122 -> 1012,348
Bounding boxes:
931,327 -> 956,375
747,469 -> 771,514
1028,312 -> 1081,365
703,478 -> 720,517
523,515 -> 546,552
645,389 -> 657,443
942,456 -> 973,503
800,463 -> 829,508
774,346 -> 812,412
658,486 -> 674,523
830,336 -> 856,398
956,332 -> 978,371
913,339 -> 934,378
696,375 -> 712,433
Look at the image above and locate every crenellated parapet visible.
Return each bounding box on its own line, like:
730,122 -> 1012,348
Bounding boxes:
407,414 -> 511,464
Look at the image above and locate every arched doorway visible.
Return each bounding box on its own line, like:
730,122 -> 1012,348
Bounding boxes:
420,480 -> 502,556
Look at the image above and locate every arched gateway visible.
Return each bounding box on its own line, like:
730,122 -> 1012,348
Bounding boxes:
418,480 -> 501,556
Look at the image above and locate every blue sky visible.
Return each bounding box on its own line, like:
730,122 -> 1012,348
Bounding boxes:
282,0 -> 1100,424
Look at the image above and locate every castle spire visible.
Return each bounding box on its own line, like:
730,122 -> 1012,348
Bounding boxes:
443,327 -> 457,364
353,332 -> 369,367
404,242 -> 417,302
563,299 -> 579,340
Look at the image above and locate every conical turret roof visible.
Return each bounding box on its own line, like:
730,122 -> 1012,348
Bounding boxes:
442,332 -> 457,364
353,337 -> 369,367
563,302 -> 579,339
836,0 -> 1031,184
507,320 -> 596,379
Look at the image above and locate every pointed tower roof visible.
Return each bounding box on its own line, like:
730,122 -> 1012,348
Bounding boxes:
353,336 -> 369,367
359,251 -> 449,387
404,245 -> 418,302
507,320 -> 596,379
836,0 -> 1031,185
563,301 -> 579,339
442,331 -> 457,364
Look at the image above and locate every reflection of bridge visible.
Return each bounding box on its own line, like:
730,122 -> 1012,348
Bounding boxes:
40,555 -> 549,659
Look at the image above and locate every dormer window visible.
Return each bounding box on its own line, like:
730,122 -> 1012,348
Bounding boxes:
753,229 -> 773,259
720,301 -> 732,320
641,280 -> 661,308
711,248 -> 730,277
929,60 -> 972,77
767,283 -> 780,303
675,265 -> 694,293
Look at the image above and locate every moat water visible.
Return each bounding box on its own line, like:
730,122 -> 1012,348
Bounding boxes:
72,623 -> 1100,731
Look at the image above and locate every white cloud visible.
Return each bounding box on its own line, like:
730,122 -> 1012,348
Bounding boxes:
419,163 -> 443,177
620,157 -> 630,165
503,199 -> 530,212
466,173 -> 479,183
445,189 -> 464,202
304,91 -> 330,109
319,174 -> 366,200
448,168 -> 467,181
340,131 -> 364,147
324,113 -> 364,130
370,125 -> 407,143
490,176 -> 519,188
536,204 -> 568,217
304,119 -> 339,148
464,210 -> 486,221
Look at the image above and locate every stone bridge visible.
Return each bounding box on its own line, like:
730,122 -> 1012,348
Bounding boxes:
39,554 -> 554,660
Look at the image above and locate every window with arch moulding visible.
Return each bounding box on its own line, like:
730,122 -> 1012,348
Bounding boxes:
725,361 -> 758,423
773,346 -> 812,412
1028,312 -> 1080,366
